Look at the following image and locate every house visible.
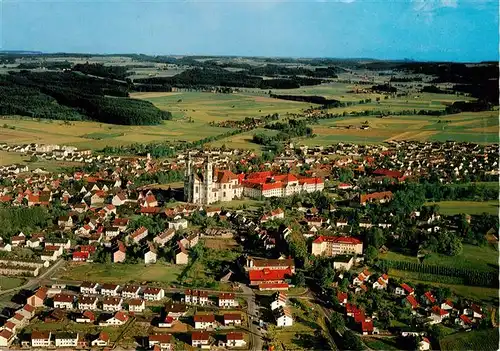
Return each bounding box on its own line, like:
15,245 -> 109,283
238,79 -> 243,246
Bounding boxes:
31,331 -> 52,348
175,242 -> 189,265
248,268 -> 293,286
332,255 -> 354,271
72,251 -> 89,262
191,331 -> 210,349
468,304 -> 485,319
405,295 -> 419,310
128,298 -> 146,313
395,283 -> 414,296
44,308 -> 65,323
226,332 -> 247,348
154,228 -> 176,247
353,269 -> 371,285
0,329 -> 14,347
105,226 -> 121,239
103,297 -> 123,312
113,241 -> 126,263
223,313 -> 242,326
372,274 -> 389,290
17,304 -> 35,320
419,337 -> 431,351
101,283 -> 120,296
180,232 -> 199,249
76,310 -> 95,323
271,292 -> 287,311
91,332 -> 109,347
53,293 -> 74,309
121,285 -> 141,299
112,193 -> 128,206
185,290 -> 209,306
219,293 -> 237,308
144,241 -> 157,264
58,215 -> 73,229
457,314 -> 473,329
113,218 -> 130,231
55,332 -> 78,347
149,333 -> 173,350
261,208 -> 285,222
441,300 -> 454,311
337,291 -> 348,306
168,218 -> 188,231
80,282 -> 99,295
164,303 -> 188,321
100,311 -> 129,326
359,191 -> 393,205
194,314 -> 216,330
129,226 -> 148,244
159,316 -> 175,328
78,296 -> 98,311
144,287 -> 165,301
275,306 -> 293,327
361,320 -> 376,335
422,291 -> 436,306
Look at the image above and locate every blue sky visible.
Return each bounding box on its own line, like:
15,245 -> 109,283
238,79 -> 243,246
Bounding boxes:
1,0 -> 498,62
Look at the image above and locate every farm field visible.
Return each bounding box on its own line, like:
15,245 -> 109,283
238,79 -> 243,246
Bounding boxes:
388,269 -> 499,303
425,200 -> 499,215
208,128 -> 279,151
304,111 -> 499,146
0,151 -> 86,171
440,328 -> 499,351
0,116 -> 231,150
57,262 -> 184,286
383,244 -> 499,272
362,337 -> 399,350
132,91 -> 312,123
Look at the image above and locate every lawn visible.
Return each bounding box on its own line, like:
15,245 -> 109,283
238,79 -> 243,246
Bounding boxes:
440,328 -> 499,351
388,269 -> 499,303
383,244 -> 499,272
425,200 -> 499,216
58,262 -> 184,286
0,277 -> 26,290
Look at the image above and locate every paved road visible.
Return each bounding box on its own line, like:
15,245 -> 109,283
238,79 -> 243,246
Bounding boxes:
240,283 -> 264,351
0,259 -> 65,296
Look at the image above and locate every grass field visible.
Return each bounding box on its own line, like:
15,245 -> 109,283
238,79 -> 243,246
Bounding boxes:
304,111 -> 499,146
425,200 -> 499,215
384,244 -> 498,272
58,262 -> 184,285
363,337 -> 399,350
0,116 -> 232,150
388,269 -> 499,302
133,91 -> 313,123
440,329 -> 499,351
0,277 -> 25,290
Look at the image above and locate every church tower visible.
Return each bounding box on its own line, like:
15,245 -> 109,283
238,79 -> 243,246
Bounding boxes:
204,155 -> 213,204
184,153 -> 192,202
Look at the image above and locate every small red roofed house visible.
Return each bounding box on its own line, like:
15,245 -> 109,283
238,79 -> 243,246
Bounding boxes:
405,295 -> 419,310
353,270 -> 371,285
430,306 -> 449,324
458,314 -> 473,329
337,291 -> 348,306
422,291 -> 436,305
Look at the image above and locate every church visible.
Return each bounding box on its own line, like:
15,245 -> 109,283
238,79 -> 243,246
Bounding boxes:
184,156 -> 243,205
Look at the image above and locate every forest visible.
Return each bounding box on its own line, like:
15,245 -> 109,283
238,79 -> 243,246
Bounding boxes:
269,93 -> 342,106
0,71 -> 172,125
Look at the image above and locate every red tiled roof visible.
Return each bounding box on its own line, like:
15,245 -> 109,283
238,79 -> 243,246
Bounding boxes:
361,320 -> 374,332
337,291 -> 348,302
432,306 -> 449,316
192,331 -> 209,341
194,314 -> 215,323
249,268 -> 292,282
258,283 -> 289,290
406,295 -> 419,309
226,332 -> 244,341
424,291 -> 436,303
401,283 -> 414,294
459,314 -> 472,324
313,236 -> 362,244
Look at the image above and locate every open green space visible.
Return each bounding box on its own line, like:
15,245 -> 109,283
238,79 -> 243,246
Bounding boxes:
440,328 -> 499,351
363,337 -> 399,350
383,244 -> 498,272
58,262 -> 184,285
388,269 -> 499,303
0,277 -> 26,290
426,200 -> 499,216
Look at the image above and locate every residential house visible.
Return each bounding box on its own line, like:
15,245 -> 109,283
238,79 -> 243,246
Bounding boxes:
191,331 -> 210,349
226,332 -> 246,348
0,329 -> 14,347
180,232 -> 199,249
271,292 -> 288,311
121,285 -> 141,299
128,226 -> 148,244
113,241 -> 126,263
194,314 -> 216,330
419,337 -> 431,351
223,314 -> 242,326
149,334 -> 173,350
164,303 -> 188,321
91,332 -> 109,347
353,270 -> 371,286
76,311 -> 95,324
80,282 -> 99,295
275,306 -> 293,327
128,299 -> 146,313
185,290 -> 209,306
429,306 -> 449,324
395,283 -> 414,296
405,295 -> 419,310
99,311 -> 129,326
175,242 -> 189,265
337,291 -> 348,306
144,287 -> 165,301
153,228 -> 176,247
372,274 -> 389,290
54,332 -> 78,347
102,297 -> 123,312
218,293 -> 237,308
101,283 -> 120,296
168,218 -> 188,231
31,331 -> 52,348
422,291 -> 436,306
53,294 -> 74,309
144,242 -> 157,264
78,296 -> 98,311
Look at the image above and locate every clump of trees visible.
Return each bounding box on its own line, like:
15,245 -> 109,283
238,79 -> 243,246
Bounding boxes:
72,62 -> 129,80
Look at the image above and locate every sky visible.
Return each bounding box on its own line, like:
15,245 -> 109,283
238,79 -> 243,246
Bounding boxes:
1,0 -> 498,62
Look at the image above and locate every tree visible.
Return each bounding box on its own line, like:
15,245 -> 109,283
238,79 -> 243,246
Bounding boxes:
342,330 -> 365,350
293,271 -> 306,287
365,245 -> 379,264
330,311 -> 346,333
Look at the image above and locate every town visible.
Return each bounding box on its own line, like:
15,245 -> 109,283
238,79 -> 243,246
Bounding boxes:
0,137 -> 497,350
